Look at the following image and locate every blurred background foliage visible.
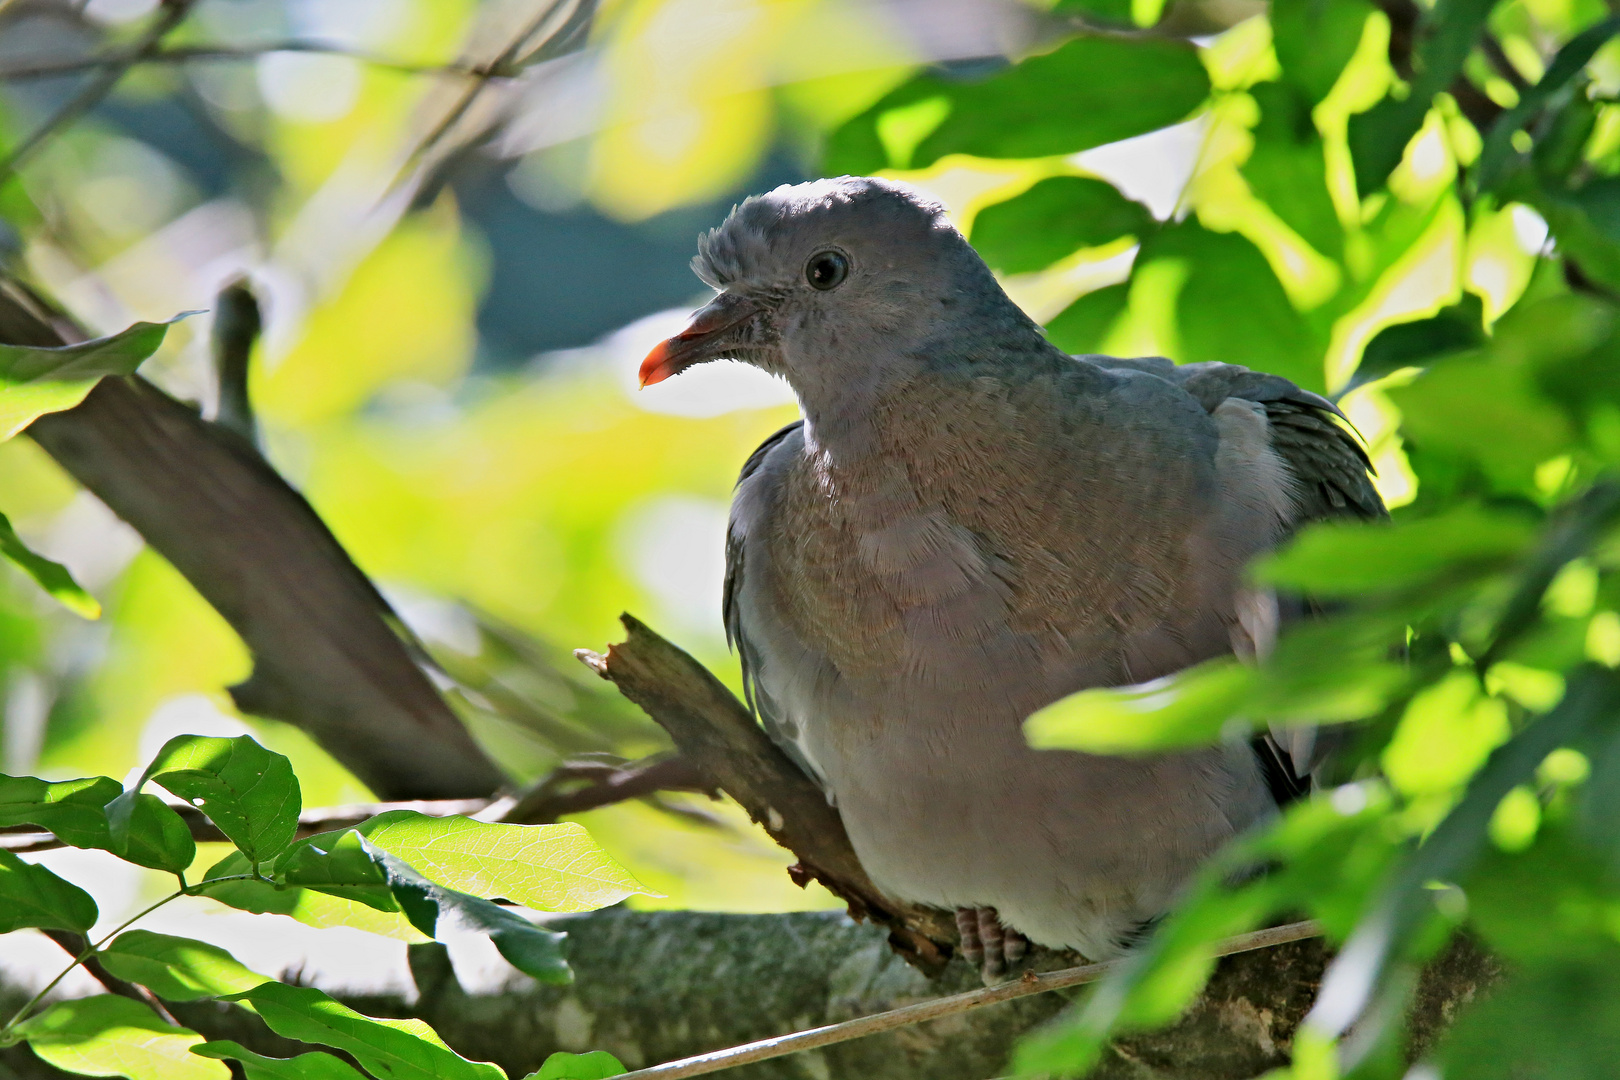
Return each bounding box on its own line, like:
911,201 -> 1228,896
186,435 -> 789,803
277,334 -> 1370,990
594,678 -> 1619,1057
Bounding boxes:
6,0 -> 1620,1073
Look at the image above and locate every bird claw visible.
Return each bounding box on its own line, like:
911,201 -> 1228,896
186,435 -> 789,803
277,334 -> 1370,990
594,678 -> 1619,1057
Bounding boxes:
954,906 -> 1028,984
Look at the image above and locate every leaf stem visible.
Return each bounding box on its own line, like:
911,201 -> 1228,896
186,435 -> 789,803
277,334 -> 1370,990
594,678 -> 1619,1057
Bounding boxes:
0,870 -> 263,1038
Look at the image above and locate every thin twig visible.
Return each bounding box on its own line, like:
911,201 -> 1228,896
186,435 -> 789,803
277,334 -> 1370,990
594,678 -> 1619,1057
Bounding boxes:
0,753 -> 706,853
612,920 -> 1324,1080
0,0 -> 197,180
0,42 -> 493,82
386,0 -> 572,194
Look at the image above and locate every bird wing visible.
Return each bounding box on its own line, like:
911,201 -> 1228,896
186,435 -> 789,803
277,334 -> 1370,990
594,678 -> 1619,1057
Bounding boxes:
723,420 -> 826,782
1092,357 -> 1386,798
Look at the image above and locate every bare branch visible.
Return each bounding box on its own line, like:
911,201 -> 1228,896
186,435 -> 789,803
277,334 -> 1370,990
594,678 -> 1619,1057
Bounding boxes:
0,0 -> 198,180
0,753 -> 708,852
578,614 -> 959,973
0,278 -> 505,799
0,42 -> 496,82
612,920 -> 1325,1080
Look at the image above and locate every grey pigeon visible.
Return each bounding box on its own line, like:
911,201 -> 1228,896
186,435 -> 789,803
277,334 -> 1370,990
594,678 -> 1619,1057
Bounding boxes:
640,177 -> 1384,977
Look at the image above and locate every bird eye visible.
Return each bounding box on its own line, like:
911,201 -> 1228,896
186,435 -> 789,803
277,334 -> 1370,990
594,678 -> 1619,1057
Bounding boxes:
805,250 -> 849,291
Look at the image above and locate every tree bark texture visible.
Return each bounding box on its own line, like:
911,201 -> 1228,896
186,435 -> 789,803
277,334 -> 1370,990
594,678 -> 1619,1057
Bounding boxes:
0,910 -> 1501,1080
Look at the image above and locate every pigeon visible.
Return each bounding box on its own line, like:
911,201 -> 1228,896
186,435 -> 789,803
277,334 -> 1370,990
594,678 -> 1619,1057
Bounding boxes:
640,177 -> 1384,979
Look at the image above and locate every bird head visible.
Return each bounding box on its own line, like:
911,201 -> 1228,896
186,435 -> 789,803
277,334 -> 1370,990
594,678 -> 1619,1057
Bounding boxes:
639,176 -> 1028,394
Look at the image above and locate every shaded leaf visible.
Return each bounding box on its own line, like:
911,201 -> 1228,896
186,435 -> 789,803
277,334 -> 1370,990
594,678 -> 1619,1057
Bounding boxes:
971,177 -> 1152,274
1271,0 -> 1376,104
1243,83 -> 1344,260
140,735 -> 300,863
1355,293 -> 1486,384
0,848 -> 96,933
0,773 -> 121,849
100,930 -> 268,1001
107,792 -> 196,874
277,828 -> 397,912
0,510 -> 98,618
0,317 -> 190,440
1146,224 -> 1325,390
224,982 -> 505,1080
1442,952 -> 1620,1078
1045,282 -> 1130,354
14,995 -> 227,1080
193,1040 -> 368,1080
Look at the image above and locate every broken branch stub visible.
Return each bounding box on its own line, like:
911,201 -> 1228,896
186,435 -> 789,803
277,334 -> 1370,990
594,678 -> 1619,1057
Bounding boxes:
579,613 -> 957,971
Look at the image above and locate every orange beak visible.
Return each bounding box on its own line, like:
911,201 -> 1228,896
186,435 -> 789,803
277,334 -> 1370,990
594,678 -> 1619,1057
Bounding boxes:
639,293 -> 761,387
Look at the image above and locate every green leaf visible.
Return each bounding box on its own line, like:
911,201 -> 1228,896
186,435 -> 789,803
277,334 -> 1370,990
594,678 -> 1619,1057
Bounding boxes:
224,982 -> 505,1080
1476,16 -> 1620,193
277,828 -> 399,912
1025,658 -> 1256,754
1354,293 -> 1486,384
526,1050 -> 627,1079
1045,283 -> 1130,355
1442,953 -> 1620,1078
1243,83 -> 1344,260
1348,0 -> 1494,194
0,317 -> 191,441
0,773 -> 121,849
140,735 -> 300,863
106,792 -> 196,874
193,1040 -> 368,1080
970,177 -> 1152,274
0,848 -> 96,933
1259,505 -> 1537,596
357,811 -> 652,913
0,510 -> 98,618
196,851 -> 431,942
100,931 -> 268,1001
14,995 -> 228,1080
824,37 -> 1209,174
277,830 -> 573,984
377,844 -> 572,985
1270,0 -> 1376,104
1139,222 -> 1326,391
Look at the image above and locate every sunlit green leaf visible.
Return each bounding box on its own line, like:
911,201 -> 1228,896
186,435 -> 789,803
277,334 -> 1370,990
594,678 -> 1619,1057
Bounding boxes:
14,995 -> 227,1080
526,1050 -> 627,1079
971,177 -> 1153,274
1355,294 -> 1486,384
100,930 -> 268,1001
1259,505 -> 1536,595
224,982 -> 505,1080
140,735 -> 301,863
1025,658 -> 1254,754
0,773 -> 121,849
197,850 -> 430,942
0,510 -> 98,618
0,848 -> 96,933
193,1040 -> 368,1080
825,37 -> 1209,173
0,317 -> 190,440
1243,83 -> 1344,260
358,811 -> 652,913
1382,672 -> 1511,797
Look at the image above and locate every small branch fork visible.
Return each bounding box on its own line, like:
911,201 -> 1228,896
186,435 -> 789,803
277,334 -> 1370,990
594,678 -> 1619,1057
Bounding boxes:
612,920 -> 1325,1080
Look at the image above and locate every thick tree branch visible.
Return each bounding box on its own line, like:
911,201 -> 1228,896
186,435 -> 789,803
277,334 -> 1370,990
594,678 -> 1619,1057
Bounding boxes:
577,614 -> 958,972
0,281 -> 504,799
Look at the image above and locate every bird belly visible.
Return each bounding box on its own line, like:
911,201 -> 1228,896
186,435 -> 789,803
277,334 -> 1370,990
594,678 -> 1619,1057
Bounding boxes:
805,697 -> 1272,958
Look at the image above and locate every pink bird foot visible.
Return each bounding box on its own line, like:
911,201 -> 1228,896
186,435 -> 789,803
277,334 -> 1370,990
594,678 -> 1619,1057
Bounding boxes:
955,906 -> 1028,984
